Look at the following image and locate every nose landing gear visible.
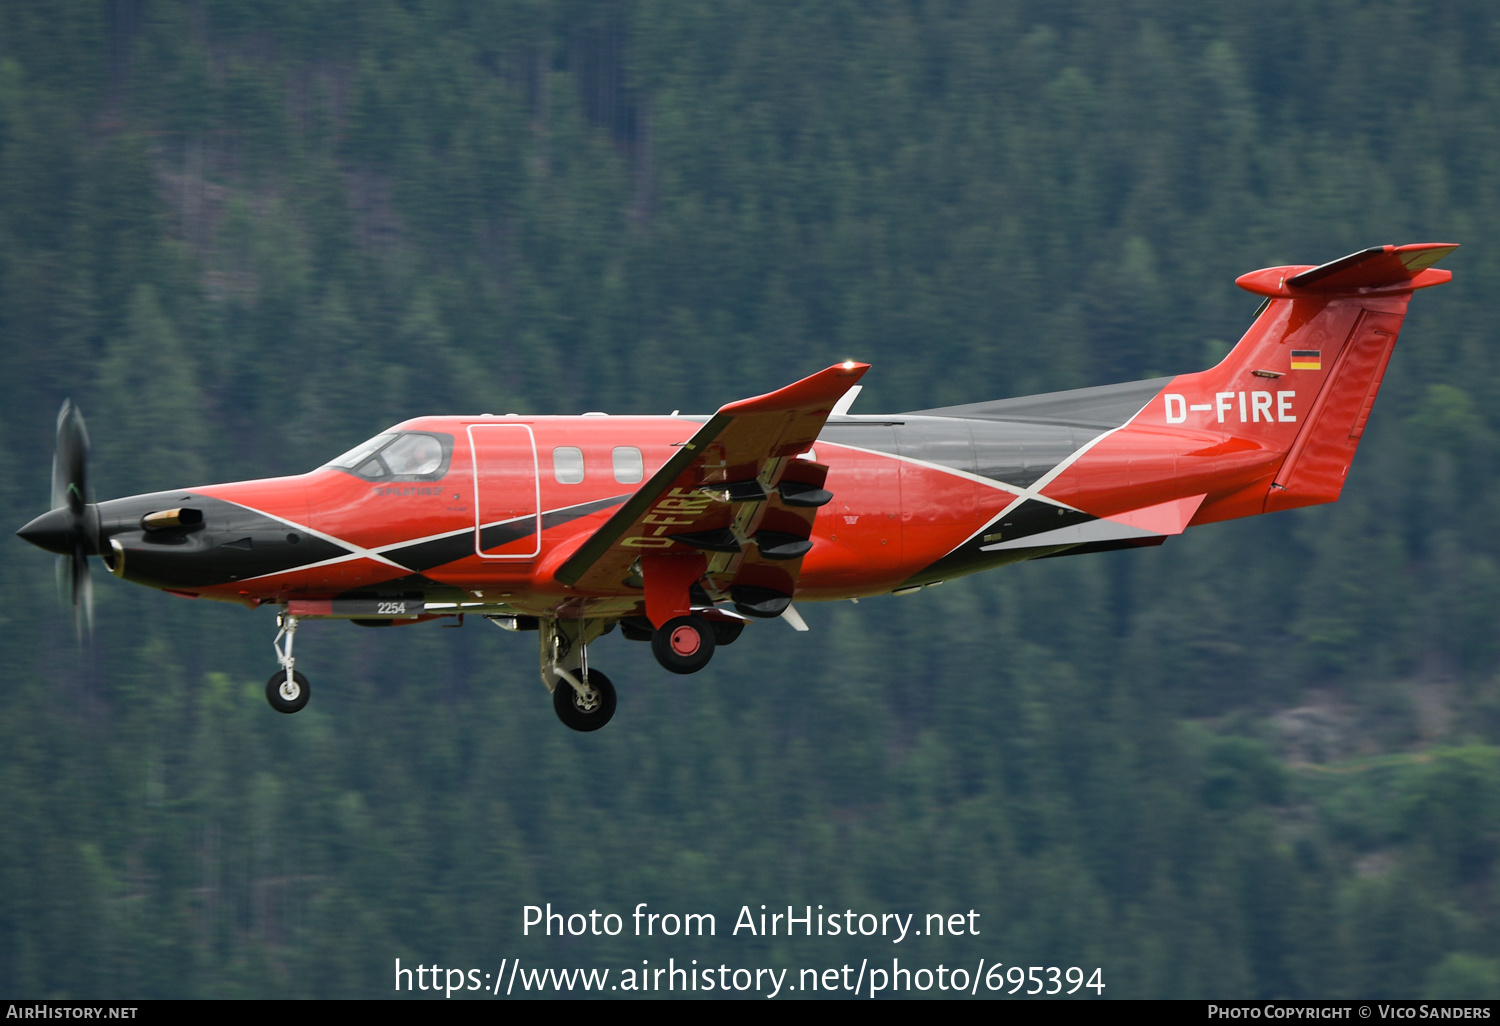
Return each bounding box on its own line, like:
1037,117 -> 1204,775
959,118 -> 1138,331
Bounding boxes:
266,612 -> 310,714
538,617 -> 618,731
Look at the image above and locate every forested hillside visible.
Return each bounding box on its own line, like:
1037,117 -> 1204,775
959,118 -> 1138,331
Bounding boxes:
3,0 -> 1500,998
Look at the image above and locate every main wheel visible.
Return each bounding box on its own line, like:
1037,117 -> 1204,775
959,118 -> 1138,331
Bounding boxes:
651,614 -> 716,674
553,668 -> 617,732
266,669 -> 311,714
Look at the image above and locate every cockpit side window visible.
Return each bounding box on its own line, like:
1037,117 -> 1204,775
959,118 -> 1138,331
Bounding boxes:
326,432 -> 454,481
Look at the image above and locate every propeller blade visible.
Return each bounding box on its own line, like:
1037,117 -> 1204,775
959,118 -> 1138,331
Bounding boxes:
52,399 -> 90,515
72,540 -> 92,641
33,400 -> 97,644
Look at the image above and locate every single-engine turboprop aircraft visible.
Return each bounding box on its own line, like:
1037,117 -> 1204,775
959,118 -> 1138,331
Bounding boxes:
18,243 -> 1456,730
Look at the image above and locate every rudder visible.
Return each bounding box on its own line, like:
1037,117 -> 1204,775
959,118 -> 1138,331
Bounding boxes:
1263,307 -> 1402,512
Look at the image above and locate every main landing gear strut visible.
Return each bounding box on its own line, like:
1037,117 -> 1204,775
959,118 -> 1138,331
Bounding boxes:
266,611 -> 310,714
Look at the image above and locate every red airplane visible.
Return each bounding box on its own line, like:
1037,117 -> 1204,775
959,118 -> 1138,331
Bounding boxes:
18,243 -> 1456,731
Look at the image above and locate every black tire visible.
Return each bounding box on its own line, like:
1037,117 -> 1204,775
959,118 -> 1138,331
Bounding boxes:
553,668 -> 617,732
651,614 -> 716,674
266,669 -> 311,714
709,618 -> 745,646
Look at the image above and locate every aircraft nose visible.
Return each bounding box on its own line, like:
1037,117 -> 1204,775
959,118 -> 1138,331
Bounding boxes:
17,507 -> 76,555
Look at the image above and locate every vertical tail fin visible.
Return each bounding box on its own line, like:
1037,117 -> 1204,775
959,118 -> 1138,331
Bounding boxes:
1166,243 -> 1456,515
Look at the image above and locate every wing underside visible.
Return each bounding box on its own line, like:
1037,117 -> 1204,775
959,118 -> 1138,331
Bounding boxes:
555,363 -> 869,622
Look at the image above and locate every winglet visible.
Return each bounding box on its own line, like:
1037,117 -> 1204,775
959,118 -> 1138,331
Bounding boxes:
1236,243 -> 1458,297
720,361 -> 869,417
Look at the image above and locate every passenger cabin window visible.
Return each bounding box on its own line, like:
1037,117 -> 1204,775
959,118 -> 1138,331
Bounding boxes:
612,446 -> 644,484
553,447 -> 585,484
326,431 -> 453,481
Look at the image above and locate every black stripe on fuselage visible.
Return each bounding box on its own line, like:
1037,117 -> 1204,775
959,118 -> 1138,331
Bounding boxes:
901,533 -> 1169,588
382,494 -> 631,571
987,498 -> 1097,540
96,491 -> 352,589
894,499 -> 1100,587
1033,536 -> 1166,559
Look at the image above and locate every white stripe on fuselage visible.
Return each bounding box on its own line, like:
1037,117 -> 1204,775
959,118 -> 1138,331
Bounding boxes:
207,499 -> 408,574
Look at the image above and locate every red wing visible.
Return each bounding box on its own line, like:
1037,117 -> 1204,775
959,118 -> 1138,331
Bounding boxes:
553,363 -> 868,604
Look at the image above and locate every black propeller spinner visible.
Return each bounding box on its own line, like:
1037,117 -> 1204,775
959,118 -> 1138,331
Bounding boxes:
16,400 -> 101,638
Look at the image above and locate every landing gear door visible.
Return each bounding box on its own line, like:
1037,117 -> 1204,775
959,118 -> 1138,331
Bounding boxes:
469,424 -> 541,559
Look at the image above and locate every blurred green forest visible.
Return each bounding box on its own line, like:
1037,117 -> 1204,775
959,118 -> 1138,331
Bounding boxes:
3,0 -> 1500,999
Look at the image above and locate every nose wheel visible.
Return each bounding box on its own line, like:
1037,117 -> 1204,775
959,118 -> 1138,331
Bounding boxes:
552,668 -> 616,731
266,669 -> 310,714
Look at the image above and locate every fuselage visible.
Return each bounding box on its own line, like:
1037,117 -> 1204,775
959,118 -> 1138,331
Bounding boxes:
40,266 -> 1444,626
81,370 -> 1295,621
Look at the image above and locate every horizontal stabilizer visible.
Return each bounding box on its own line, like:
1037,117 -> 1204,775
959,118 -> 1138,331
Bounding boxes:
1237,243 -> 1458,297
1287,243 -> 1458,290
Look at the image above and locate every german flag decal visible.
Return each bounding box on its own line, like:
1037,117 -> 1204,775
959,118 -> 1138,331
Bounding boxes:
1290,349 -> 1322,370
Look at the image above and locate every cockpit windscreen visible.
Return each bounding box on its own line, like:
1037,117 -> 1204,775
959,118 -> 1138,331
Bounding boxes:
325,432 -> 453,481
